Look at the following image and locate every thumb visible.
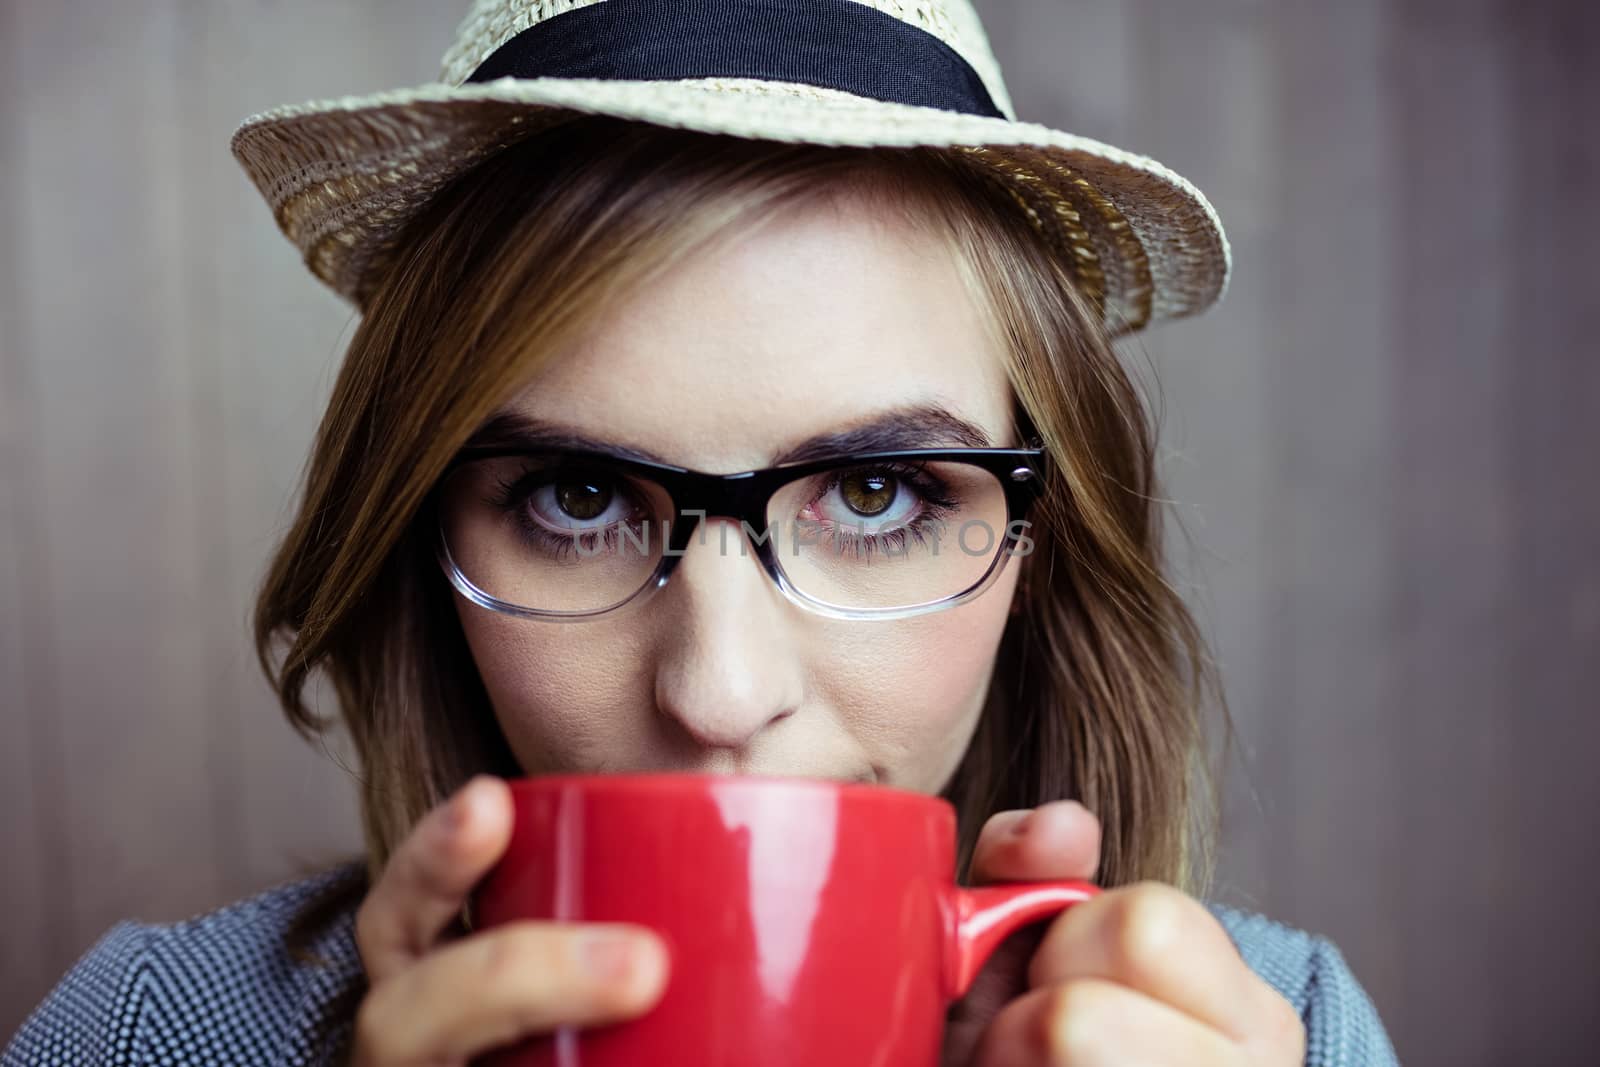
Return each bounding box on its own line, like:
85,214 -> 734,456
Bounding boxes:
969,800 -> 1101,885
941,801 -> 1101,1067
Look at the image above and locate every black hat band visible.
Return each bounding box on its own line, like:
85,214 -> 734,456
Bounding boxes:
466,0 -> 1005,119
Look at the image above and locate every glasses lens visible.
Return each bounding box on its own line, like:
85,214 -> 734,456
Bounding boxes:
765,460 -> 1013,612
438,454 -> 671,614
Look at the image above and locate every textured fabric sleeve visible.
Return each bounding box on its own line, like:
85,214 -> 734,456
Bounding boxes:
3,921 -> 156,1066
1299,933 -> 1400,1067
1210,905 -> 1401,1067
3,863 -> 367,1067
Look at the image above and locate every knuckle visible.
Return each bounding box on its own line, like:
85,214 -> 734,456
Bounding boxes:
1106,883 -> 1191,972
1037,981 -> 1113,1063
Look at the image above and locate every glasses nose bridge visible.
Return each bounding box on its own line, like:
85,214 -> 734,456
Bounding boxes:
665,468 -> 772,528
653,468 -> 783,595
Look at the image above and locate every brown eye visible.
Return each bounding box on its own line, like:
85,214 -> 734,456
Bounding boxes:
840,472 -> 896,517
555,478 -> 614,520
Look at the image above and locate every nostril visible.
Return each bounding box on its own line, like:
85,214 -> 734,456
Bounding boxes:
654,694 -> 798,751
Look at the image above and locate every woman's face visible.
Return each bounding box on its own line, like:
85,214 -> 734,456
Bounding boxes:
453,193 -> 1022,794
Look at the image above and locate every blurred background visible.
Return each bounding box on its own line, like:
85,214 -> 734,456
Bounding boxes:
2,0 -> 1596,1062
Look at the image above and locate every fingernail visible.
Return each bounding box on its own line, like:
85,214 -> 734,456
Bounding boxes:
583,932 -> 647,982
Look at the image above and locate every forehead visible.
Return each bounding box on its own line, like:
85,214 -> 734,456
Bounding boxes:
501,194 -> 1015,471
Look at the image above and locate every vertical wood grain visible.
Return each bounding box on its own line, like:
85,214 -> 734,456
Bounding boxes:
978,0 -> 1138,147
174,0 -> 457,905
0,0 -> 58,1033
1257,0 -> 1408,1005
1384,2 -> 1517,1059
8,0 -> 225,973
1495,2 -> 1600,1060
1119,0 -> 1282,915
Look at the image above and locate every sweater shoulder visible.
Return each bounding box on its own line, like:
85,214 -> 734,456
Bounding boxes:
4,862 -> 367,1067
1206,902 -> 1402,1067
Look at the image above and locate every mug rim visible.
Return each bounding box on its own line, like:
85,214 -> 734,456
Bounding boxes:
504,771 -> 954,813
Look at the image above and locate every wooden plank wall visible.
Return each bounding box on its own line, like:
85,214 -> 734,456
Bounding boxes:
3,2 -> 1596,1061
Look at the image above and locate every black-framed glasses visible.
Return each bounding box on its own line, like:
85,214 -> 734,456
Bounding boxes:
433,445 -> 1046,621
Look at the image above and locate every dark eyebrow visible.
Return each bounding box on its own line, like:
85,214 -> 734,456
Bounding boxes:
463,403 -> 996,470
771,404 -> 996,464
462,413 -> 672,465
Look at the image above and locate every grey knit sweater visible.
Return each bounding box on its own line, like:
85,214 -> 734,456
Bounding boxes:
3,863 -> 1399,1065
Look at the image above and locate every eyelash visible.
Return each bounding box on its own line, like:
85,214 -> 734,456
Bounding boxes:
485,459 -> 961,559
488,467 -> 647,561
807,462 -> 958,559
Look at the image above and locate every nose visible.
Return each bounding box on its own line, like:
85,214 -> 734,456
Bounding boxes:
651,517 -> 804,750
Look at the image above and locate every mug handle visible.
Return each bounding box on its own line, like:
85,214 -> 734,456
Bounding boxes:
942,881 -> 1101,999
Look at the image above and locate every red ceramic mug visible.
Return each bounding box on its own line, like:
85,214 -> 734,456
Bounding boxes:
471,773 -> 1099,1066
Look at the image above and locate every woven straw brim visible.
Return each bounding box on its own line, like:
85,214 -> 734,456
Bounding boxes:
231,76 -> 1231,336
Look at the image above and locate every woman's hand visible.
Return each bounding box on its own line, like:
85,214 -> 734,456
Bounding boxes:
351,776 -> 669,1066
942,803 -> 1305,1066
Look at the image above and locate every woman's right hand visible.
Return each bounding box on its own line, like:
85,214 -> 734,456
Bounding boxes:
351,775 -> 671,1066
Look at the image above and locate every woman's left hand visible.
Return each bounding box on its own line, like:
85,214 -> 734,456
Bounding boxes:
942,802 -> 1306,1066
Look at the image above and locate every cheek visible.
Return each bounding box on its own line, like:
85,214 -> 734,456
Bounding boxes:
455,603 -> 652,773
815,569 -> 1017,790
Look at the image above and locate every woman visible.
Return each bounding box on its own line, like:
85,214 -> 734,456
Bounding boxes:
5,2 -> 1398,1065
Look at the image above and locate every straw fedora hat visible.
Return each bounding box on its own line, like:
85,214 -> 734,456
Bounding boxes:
230,0 -> 1231,336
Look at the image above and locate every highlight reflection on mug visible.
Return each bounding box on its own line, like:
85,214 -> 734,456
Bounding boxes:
715,786 -> 839,1007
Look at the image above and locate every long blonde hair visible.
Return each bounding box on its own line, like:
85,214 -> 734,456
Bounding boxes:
256,115 -> 1224,900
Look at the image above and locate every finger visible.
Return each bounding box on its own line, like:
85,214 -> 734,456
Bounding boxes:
353,920 -> 670,1066
970,801 -> 1101,886
1025,882 -> 1285,1045
356,775 -> 514,982
974,977 -> 1235,1067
